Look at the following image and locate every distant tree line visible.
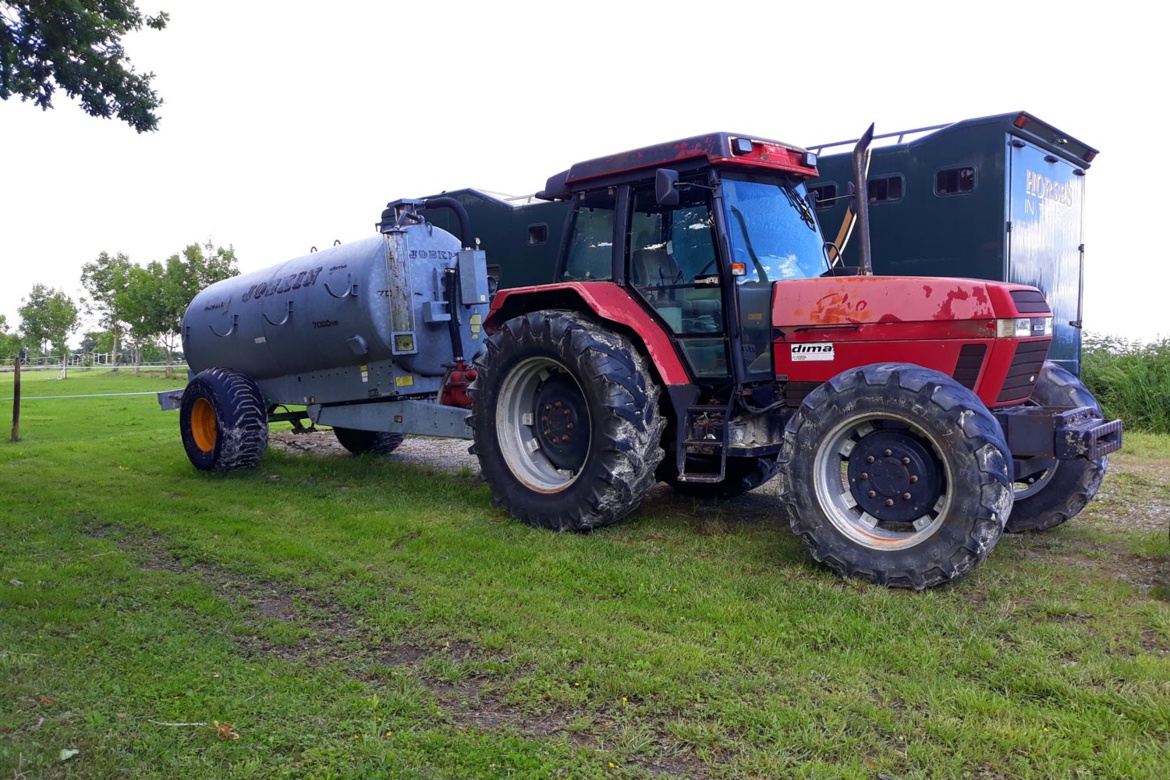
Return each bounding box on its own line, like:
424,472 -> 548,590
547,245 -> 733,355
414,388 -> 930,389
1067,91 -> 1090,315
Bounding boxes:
3,242 -> 238,375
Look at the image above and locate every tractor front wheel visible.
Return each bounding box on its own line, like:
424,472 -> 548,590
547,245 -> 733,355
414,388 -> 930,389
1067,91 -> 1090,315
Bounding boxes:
469,310 -> 665,531
179,367 -> 268,472
778,363 -> 1013,589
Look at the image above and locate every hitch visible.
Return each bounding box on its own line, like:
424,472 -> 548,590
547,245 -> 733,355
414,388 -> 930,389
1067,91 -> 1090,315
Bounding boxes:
995,405 -> 1122,460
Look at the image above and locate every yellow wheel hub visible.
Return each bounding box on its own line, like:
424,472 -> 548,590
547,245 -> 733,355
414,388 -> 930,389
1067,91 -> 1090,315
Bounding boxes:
191,398 -> 218,453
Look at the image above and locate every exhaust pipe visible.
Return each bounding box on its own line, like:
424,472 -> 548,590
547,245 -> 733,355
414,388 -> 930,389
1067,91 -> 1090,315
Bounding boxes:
852,123 -> 875,276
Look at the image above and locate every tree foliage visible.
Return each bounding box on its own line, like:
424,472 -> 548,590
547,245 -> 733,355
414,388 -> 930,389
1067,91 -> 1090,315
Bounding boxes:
0,313 -> 19,360
0,1 -> 169,132
17,283 -> 79,356
116,241 -> 238,364
80,250 -> 133,365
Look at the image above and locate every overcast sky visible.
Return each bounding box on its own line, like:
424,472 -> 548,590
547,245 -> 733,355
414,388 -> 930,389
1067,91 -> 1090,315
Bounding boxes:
1,0 -> 1160,342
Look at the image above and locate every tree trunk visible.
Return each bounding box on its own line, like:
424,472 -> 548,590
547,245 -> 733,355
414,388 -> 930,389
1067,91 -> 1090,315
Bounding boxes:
61,352 -> 68,379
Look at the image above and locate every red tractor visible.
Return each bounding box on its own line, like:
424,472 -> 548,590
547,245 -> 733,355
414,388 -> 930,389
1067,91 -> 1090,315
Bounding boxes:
469,130 -> 1120,589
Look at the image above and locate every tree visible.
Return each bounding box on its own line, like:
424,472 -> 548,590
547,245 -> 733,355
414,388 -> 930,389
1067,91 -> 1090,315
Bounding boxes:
120,262 -> 164,372
80,251 -> 133,368
0,313 -> 19,360
17,284 -> 79,374
0,1 -> 169,133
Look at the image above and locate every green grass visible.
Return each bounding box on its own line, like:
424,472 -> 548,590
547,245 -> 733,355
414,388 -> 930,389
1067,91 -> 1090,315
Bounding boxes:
2,370 -> 1168,779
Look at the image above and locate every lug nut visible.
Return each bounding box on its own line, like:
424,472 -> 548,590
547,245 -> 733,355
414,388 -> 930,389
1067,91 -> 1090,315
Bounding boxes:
902,457 -> 910,465
866,456 -> 875,464
555,401 -> 562,408
883,449 -> 892,457
567,423 -> 574,430
902,492 -> 912,500
909,475 -> 918,484
860,472 -> 869,480
867,490 -> 876,498
885,499 -> 894,507
562,435 -> 570,443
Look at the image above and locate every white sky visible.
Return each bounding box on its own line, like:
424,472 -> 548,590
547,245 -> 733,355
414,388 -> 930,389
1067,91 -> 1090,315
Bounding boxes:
0,0 -> 1161,341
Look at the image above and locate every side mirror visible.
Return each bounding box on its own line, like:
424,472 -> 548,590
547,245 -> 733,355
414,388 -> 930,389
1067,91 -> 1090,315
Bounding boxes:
655,169 -> 680,206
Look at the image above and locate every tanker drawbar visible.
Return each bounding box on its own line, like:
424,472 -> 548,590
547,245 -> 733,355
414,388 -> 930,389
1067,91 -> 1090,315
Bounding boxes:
164,199 -> 491,467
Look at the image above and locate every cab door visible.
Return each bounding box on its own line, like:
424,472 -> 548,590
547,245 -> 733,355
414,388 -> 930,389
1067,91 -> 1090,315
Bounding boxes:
626,184 -> 730,379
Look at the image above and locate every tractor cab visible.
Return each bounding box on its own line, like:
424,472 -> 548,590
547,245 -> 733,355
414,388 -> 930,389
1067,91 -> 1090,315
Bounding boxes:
537,133 -> 825,387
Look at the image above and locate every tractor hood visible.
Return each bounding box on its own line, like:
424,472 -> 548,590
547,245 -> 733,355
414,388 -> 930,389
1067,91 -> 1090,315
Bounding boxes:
772,276 -> 1048,334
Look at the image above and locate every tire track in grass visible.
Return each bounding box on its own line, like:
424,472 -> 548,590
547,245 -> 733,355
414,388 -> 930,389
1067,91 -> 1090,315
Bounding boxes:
82,523 -> 714,779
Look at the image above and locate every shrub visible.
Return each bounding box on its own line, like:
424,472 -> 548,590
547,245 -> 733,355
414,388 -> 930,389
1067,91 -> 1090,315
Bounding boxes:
1082,334 -> 1170,434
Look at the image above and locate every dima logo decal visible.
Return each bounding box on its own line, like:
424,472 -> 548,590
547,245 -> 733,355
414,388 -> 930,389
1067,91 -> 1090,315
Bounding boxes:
790,343 -> 835,362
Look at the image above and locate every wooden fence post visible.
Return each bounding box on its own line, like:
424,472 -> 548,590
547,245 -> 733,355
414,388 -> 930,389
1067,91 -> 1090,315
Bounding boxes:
11,356 -> 21,442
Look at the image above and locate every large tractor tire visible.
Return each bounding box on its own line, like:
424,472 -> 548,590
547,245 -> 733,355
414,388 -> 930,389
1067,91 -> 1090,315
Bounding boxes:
179,367 -> 268,472
469,310 -> 666,532
658,455 -> 779,500
778,363 -> 1013,590
333,427 -> 406,456
1005,362 -> 1109,533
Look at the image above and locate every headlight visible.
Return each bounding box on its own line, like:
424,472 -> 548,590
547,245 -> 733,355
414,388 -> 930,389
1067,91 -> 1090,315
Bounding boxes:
995,317 -> 1053,338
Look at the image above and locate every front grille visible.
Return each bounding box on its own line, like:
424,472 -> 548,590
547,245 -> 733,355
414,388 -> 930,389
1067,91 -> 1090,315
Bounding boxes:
952,344 -> 987,390
997,340 -> 1050,402
1010,289 -> 1050,314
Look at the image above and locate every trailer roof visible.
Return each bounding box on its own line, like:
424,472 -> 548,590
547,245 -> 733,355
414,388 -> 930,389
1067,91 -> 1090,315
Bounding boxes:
811,111 -> 1098,169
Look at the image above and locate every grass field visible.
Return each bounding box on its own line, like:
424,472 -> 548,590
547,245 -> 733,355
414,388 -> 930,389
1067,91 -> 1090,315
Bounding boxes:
1,369 -> 1167,779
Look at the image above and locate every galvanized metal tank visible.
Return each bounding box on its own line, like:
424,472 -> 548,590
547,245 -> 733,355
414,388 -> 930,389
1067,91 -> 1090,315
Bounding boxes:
183,217 -> 490,405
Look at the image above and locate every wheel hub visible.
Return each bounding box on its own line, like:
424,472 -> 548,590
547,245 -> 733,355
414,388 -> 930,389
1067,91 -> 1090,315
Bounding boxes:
533,373 -> 587,472
847,430 -> 942,523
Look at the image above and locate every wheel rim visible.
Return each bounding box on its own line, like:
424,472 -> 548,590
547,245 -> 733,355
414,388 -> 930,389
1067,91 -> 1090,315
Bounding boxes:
496,356 -> 591,492
191,398 -> 218,453
1014,458 -> 1059,499
812,413 -> 951,551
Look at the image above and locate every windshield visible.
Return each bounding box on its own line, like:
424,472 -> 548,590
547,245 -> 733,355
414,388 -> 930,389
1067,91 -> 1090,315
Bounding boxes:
720,175 -> 826,284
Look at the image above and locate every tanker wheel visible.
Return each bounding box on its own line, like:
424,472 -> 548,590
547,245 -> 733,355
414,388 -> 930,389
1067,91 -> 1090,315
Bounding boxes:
778,363 -> 1013,589
658,456 -> 779,500
469,310 -> 666,532
333,427 -> 405,456
179,367 -> 268,472
1005,362 -> 1109,533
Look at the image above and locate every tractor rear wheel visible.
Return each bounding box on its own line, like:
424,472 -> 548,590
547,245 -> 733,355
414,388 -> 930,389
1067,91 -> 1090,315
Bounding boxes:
333,427 -> 405,456
1005,362 -> 1109,533
778,363 -> 1013,589
469,310 -> 665,531
179,367 -> 268,472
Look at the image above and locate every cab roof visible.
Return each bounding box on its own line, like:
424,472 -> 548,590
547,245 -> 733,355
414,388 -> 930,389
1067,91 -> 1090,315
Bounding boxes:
537,132 -> 819,201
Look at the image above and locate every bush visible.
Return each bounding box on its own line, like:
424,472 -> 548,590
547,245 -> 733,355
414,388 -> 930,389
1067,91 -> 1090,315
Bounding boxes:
1082,334 -> 1170,434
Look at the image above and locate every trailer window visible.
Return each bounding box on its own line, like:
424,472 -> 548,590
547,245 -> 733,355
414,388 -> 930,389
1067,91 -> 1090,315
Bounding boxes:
561,202 -> 614,281
936,166 -> 976,196
808,183 -> 837,210
868,175 -> 904,203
